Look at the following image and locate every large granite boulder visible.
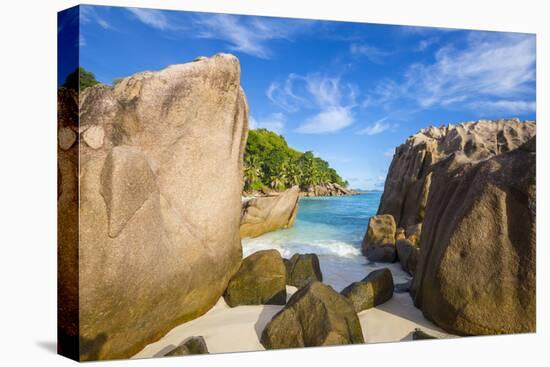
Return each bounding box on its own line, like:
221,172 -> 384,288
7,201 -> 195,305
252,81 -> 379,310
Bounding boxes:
58,54 -> 249,360
378,119 -> 535,228
373,119 -> 536,335
340,268 -> 394,312
411,136 -> 536,335
57,87 -> 80,360
260,281 -> 364,349
362,214 -> 397,262
284,253 -> 323,288
396,239 -> 419,275
240,186 -> 300,238
224,250 -> 287,307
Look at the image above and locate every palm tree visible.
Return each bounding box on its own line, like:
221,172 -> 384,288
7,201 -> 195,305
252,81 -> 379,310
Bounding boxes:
285,160 -> 302,187
244,155 -> 263,191
270,164 -> 288,191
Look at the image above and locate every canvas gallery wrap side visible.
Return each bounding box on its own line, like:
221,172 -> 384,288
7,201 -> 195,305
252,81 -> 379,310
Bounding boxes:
57,4 -> 536,362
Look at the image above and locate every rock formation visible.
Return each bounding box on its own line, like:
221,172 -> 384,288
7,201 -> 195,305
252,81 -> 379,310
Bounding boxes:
164,336 -> 209,356
362,214 -> 397,262
224,250 -> 287,307
260,282 -> 364,349
411,135 -> 536,335
395,239 -> 419,275
412,328 -> 437,340
340,268 -> 394,312
58,54 -> 249,360
301,182 -> 357,197
376,119 -> 535,335
240,186 -> 300,238
378,119 -> 535,229
284,253 -> 323,288
57,87 -> 79,360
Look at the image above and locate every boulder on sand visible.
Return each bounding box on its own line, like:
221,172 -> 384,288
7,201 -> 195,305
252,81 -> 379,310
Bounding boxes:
58,54 -> 248,360
375,119 -> 536,335
412,328 -> 437,340
240,186 -> 300,238
260,281 -> 364,349
340,268 -> 394,312
284,253 -> 323,288
365,245 -> 397,263
164,336 -> 209,356
224,250 -> 287,307
411,136 -> 536,335
362,214 -> 397,262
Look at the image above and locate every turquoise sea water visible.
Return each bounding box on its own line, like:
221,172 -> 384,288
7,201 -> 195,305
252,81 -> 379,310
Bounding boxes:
242,193 -> 411,291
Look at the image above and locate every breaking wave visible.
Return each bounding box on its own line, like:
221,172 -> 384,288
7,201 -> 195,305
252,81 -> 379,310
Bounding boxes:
242,238 -> 361,259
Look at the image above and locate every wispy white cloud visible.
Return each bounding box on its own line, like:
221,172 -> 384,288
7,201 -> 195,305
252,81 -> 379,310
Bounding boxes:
469,99 -> 536,113
350,43 -> 391,63
250,113 -> 286,133
415,37 -> 438,52
370,32 -> 535,111
81,6 -> 113,30
123,10 -> 311,58
296,107 -> 354,134
414,33 -> 535,107
365,32 -> 536,115
79,34 -> 86,47
194,14 -> 312,59
356,117 -> 391,135
97,18 -> 111,30
127,8 -> 173,30
268,73 -> 357,134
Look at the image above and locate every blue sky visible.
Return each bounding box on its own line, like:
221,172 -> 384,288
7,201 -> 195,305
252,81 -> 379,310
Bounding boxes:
62,5 -> 536,190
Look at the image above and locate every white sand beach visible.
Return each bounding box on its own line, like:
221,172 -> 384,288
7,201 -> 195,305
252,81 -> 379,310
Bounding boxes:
133,282 -> 452,358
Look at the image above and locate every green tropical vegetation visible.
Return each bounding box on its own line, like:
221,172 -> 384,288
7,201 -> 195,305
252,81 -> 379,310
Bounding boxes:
63,67 -> 100,92
244,128 -> 348,192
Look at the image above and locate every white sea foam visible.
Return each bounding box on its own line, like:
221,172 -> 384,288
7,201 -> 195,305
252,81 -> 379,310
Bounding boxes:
242,238 -> 361,259
239,194 -> 407,291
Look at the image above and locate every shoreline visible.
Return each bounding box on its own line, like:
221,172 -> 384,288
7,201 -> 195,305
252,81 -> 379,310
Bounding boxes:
242,191 -> 375,202
133,268 -> 453,358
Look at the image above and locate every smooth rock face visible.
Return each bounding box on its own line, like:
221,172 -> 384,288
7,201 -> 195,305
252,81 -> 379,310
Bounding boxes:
362,214 -> 397,262
82,125 -> 104,149
411,136 -> 536,335
261,282 -> 364,349
285,253 -> 323,288
240,186 -> 300,238
396,239 -> 419,275
58,127 -> 77,150
164,336 -> 209,356
378,119 -> 536,228
224,250 -> 286,307
341,268 -> 394,312
57,87 -> 80,360
58,54 -> 249,360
